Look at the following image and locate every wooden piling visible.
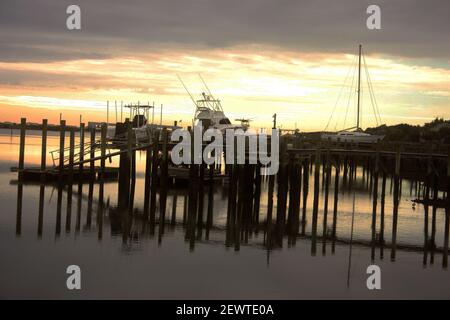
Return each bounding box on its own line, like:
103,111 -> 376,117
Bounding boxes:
58,120 -> 66,183
40,119 -> 47,182
78,122 -> 85,188
18,118 -> 26,175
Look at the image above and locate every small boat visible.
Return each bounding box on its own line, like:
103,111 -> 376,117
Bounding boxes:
322,45 -> 384,144
322,129 -> 383,143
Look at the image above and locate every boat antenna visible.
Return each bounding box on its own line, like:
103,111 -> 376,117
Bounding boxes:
198,73 -> 214,98
177,74 -> 199,108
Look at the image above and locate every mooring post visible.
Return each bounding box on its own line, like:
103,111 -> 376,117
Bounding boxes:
89,127 -> 95,179
18,118 -> 27,175
16,119 -> 26,236
58,120 -> 66,184
118,119 -> 130,210
301,158 -> 309,235
40,119 -> 47,182
65,129 -> 75,232
159,129 -> 169,238
68,129 -> 75,184
78,122 -> 85,184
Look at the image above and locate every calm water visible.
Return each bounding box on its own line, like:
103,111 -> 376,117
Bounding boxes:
0,128 -> 449,299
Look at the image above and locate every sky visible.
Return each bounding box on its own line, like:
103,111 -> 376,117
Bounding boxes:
0,0 -> 449,131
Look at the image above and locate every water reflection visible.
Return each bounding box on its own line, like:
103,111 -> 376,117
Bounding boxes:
3,130 -> 450,298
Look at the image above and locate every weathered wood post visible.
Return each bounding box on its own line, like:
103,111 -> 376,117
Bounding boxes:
97,123 -> 107,240
58,120 -> 66,183
78,122 -> 85,186
159,129 -> 169,238
18,118 -> 26,175
89,127 -> 95,179
66,129 -> 75,232
322,148 -> 331,255
40,119 -> 47,182
301,158 -> 309,235
16,118 -> 26,236
118,120 -> 131,210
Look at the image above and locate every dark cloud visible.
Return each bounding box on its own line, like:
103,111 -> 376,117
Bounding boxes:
0,0 -> 449,62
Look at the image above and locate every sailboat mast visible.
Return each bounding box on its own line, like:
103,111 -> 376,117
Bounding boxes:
356,44 -> 362,129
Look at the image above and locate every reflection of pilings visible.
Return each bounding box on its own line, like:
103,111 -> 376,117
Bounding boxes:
331,158 -> 340,254
206,165 -> 214,240
16,118 -> 26,236
380,171 -> 386,259
444,152 -> 450,268
118,120 -> 131,210
311,148 -> 321,255
301,159 -> 309,235
16,179 -> 23,236
430,170 -> 438,264
38,184 -> 45,237
288,161 -> 301,246
371,149 -> 379,261
253,163 -> 261,229
159,129 -> 169,241
171,194 -> 178,227
97,124 -> 107,240
322,150 -> 330,255
76,123 -> 83,234
149,130 -> 160,234
66,130 -> 75,233
143,139 -> 152,221
423,155 -> 432,265
391,147 -> 401,261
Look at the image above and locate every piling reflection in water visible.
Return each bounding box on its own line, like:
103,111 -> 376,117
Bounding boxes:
10,126 -> 450,275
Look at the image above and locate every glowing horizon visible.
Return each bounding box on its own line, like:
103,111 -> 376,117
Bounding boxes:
1,45 -> 449,130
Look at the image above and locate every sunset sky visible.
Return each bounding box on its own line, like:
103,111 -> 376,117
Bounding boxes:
0,0 -> 449,131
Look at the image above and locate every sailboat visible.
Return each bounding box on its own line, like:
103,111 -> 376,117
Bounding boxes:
321,45 -> 384,144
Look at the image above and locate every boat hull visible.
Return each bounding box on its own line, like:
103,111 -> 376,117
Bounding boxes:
321,133 -> 384,144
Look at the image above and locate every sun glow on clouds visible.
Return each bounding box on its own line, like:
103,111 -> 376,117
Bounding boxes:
0,46 -> 449,130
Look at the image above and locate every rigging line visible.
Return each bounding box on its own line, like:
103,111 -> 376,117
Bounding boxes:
363,54 -> 382,125
325,55 -> 357,131
363,56 -> 379,126
366,60 -> 382,125
342,58 -> 358,130
363,54 -> 379,126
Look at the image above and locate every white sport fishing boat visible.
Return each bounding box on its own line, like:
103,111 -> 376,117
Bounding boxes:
321,45 -> 384,144
193,92 -> 245,132
178,74 -> 247,132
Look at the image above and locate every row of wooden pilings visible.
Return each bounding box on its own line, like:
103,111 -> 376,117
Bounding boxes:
15,118 -> 450,267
